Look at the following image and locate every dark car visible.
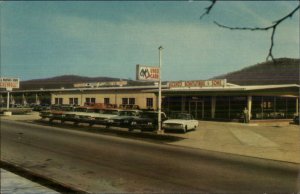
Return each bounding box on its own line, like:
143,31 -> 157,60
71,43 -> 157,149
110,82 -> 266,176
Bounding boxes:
106,110 -> 142,128
129,111 -> 167,132
33,104 -> 50,112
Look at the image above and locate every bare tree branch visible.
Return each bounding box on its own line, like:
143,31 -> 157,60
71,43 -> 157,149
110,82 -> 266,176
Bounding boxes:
214,5 -> 300,61
200,0 -> 217,20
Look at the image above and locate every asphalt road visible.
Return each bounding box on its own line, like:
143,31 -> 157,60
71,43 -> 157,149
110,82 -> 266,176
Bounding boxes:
1,119 -> 299,193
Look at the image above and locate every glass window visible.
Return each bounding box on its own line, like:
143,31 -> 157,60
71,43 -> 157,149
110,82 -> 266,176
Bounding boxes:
129,98 -> 135,105
55,98 -> 63,105
146,98 -> 153,108
104,98 -> 110,104
122,98 -> 128,105
85,97 -> 96,104
69,98 -> 78,105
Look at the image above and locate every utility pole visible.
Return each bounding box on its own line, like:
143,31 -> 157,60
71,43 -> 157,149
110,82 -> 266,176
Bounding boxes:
157,46 -> 163,134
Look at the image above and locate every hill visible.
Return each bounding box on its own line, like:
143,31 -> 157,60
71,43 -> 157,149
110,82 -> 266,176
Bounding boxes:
19,75 -> 128,90
213,58 -> 299,85
19,75 -> 154,90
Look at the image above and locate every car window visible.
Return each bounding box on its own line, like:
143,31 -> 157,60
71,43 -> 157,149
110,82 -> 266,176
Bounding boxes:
103,110 -> 119,115
141,112 -> 156,119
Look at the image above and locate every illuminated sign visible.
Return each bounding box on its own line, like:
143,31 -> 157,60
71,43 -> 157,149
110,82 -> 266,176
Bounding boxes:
0,77 -> 20,89
169,79 -> 227,88
136,64 -> 160,81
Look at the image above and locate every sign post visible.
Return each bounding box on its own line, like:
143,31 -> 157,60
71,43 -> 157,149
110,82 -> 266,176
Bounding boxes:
157,46 -> 163,134
0,77 -> 20,116
135,47 -> 163,134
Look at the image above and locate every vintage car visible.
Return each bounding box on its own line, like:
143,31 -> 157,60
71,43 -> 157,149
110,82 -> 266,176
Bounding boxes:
40,105 -> 75,122
162,113 -> 198,133
129,111 -> 167,132
106,110 -> 142,128
62,106 -> 103,125
90,109 -> 123,126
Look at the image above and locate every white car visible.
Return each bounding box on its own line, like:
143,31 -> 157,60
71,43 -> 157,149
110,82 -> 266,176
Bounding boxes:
162,113 -> 199,133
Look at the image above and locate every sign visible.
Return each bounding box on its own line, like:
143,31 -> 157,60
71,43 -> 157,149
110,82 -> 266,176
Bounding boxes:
74,81 -> 128,88
0,77 -> 20,89
169,79 -> 227,88
136,64 -> 160,81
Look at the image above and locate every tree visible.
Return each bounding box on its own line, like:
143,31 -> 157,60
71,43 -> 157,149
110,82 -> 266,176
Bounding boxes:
200,1 -> 300,61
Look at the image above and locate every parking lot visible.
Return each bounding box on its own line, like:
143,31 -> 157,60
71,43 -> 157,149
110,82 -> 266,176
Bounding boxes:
1,111 -> 299,164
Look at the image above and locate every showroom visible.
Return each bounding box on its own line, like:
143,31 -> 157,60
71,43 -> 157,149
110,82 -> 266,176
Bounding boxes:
1,79 -> 299,122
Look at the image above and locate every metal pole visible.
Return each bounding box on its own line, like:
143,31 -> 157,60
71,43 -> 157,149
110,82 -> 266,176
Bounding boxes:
157,46 -> 163,134
7,91 -> 10,110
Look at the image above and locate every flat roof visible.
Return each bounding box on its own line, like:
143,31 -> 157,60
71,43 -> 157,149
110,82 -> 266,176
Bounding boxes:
1,84 -> 299,97
0,85 -> 168,93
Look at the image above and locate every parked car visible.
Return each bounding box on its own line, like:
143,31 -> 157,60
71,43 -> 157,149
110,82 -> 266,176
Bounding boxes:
40,105 -> 75,122
106,110 -> 142,128
62,106 -> 103,125
162,113 -> 198,133
90,109 -> 123,126
33,104 -> 50,112
129,111 -> 167,132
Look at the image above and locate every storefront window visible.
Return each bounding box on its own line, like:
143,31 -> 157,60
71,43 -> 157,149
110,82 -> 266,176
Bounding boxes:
69,98 -> 78,105
104,98 -> 110,104
146,98 -> 153,108
129,98 -> 135,105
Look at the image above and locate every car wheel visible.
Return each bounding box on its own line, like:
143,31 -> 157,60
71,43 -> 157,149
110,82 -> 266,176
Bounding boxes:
183,125 -> 187,133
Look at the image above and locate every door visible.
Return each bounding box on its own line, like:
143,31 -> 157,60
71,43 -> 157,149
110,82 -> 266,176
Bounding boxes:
189,101 -> 204,120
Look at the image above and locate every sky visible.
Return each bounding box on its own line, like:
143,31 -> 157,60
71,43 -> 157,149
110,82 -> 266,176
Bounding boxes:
1,1 -> 299,81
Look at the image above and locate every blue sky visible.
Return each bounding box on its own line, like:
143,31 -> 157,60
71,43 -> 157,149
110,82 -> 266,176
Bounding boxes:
1,1 -> 299,81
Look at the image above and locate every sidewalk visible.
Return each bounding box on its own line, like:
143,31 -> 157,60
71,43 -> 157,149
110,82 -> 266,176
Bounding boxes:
2,112 -> 300,164
1,168 -> 59,194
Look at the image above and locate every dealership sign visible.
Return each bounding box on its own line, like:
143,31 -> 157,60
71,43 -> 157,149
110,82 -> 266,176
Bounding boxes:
136,64 -> 160,81
169,79 -> 227,88
0,77 -> 20,89
74,81 -> 128,88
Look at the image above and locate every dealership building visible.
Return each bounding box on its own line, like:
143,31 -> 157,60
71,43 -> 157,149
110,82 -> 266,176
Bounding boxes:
1,79 -> 299,122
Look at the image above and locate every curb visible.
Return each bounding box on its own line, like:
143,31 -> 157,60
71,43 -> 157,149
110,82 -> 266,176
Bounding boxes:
33,119 -> 185,143
0,160 -> 89,194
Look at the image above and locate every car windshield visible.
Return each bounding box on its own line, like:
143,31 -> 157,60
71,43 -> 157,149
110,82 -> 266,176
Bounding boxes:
75,108 -> 87,112
140,112 -> 157,119
119,111 -> 138,116
103,110 -> 119,115
171,113 -> 192,120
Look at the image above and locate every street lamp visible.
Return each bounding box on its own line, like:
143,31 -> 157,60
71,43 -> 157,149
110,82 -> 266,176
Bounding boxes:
157,46 -> 163,134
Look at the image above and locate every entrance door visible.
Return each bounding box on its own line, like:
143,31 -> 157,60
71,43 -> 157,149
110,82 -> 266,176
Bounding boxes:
189,101 -> 204,120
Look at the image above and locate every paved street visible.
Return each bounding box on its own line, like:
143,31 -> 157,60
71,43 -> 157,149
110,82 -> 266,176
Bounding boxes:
1,119 -> 299,193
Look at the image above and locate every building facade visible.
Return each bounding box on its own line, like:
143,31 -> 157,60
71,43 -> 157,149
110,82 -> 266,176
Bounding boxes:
1,81 -> 299,122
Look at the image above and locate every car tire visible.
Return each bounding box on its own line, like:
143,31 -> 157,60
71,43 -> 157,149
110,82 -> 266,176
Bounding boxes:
183,125 -> 187,133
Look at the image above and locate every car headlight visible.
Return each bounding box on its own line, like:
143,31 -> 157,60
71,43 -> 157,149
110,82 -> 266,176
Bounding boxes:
108,119 -> 114,123
147,122 -> 153,125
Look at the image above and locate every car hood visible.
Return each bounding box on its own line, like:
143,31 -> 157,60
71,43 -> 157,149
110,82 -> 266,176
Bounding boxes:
112,116 -> 137,120
163,119 -> 187,124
